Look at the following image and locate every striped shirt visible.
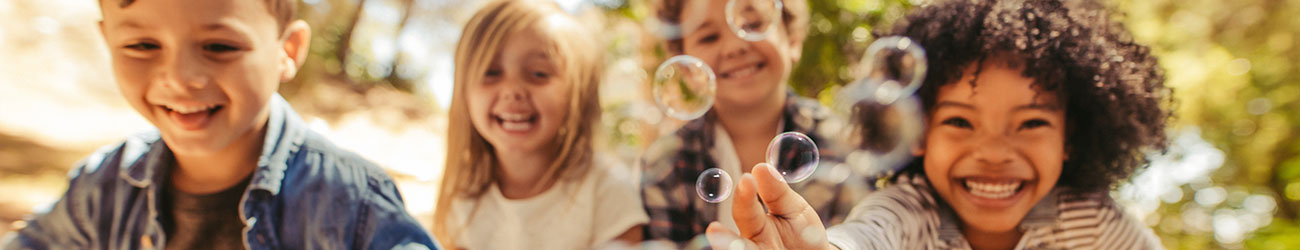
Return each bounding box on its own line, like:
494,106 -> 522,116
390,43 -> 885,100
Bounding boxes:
827,173 -> 1163,250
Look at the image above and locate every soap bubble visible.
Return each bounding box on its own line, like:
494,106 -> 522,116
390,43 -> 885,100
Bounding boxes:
653,55 -> 717,121
766,132 -> 819,183
725,0 -> 783,41
696,168 -> 733,203
833,36 -> 929,177
857,36 -> 927,104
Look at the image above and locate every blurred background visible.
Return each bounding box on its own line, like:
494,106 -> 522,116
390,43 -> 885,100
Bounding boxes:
0,0 -> 1297,249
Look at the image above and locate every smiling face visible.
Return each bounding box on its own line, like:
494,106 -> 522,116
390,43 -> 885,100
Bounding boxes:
100,0 -> 301,157
466,26 -> 571,157
919,56 -> 1068,234
677,0 -> 798,110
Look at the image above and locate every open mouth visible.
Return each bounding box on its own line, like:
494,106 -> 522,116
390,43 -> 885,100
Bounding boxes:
718,61 -> 766,80
160,104 -> 223,130
493,111 -> 537,133
958,177 -> 1026,200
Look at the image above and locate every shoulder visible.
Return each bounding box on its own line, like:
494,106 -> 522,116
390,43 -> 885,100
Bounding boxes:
1045,190 -> 1163,249
70,132 -> 159,180
849,174 -> 938,220
280,130 -> 404,210
639,122 -> 704,184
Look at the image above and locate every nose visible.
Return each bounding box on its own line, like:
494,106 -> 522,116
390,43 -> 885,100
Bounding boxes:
154,48 -> 210,89
499,80 -> 528,101
972,132 -> 1015,166
720,30 -> 752,60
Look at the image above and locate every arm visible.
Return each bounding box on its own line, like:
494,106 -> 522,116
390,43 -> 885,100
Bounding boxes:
705,163 -> 835,250
356,175 -> 440,250
3,159 -> 109,250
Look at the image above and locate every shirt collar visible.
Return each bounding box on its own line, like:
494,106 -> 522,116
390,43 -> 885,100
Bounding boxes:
120,94 -> 306,196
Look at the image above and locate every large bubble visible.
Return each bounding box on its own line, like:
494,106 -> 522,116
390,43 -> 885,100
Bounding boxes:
653,55 -> 717,121
766,132 -> 819,183
725,0 -> 783,41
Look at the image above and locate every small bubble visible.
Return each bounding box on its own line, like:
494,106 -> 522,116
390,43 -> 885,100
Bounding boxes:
696,168 -> 733,203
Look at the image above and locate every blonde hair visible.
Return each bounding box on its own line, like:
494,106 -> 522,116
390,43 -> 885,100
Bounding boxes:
433,0 -> 602,247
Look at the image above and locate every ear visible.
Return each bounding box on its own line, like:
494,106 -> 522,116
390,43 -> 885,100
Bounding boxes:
1063,144 -> 1071,161
98,20 -> 107,44
279,20 -> 311,82
910,141 -> 925,157
785,27 -> 804,65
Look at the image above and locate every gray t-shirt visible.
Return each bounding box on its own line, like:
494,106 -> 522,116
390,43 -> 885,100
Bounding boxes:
161,177 -> 252,250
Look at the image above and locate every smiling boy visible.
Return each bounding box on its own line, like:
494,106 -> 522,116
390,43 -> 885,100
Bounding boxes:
2,0 -> 437,249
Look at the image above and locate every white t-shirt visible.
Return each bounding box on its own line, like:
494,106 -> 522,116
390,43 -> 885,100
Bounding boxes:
448,154 -> 649,250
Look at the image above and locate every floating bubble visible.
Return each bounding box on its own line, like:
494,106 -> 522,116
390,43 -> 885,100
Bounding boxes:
696,168 -> 733,203
766,132 -> 819,183
832,36 -> 928,177
857,36 -> 927,104
653,55 -> 717,121
833,76 -> 926,178
725,0 -> 783,41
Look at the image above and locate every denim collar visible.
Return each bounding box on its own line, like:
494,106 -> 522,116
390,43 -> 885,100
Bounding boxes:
118,94 -> 306,196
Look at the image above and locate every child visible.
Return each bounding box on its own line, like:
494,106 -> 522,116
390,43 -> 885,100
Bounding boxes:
3,0 -> 437,249
430,0 -> 647,249
639,0 -> 869,247
706,0 -> 1171,249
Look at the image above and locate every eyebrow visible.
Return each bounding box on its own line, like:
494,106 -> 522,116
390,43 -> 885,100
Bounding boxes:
1013,103 -> 1062,112
113,20 -> 148,30
934,101 -> 975,110
933,101 -> 1061,112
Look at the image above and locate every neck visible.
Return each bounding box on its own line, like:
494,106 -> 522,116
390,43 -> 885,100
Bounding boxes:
715,94 -> 786,173
963,226 -> 1023,250
170,123 -> 267,195
494,148 -> 558,199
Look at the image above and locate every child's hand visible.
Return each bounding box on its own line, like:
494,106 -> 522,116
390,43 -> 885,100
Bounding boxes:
704,163 -> 836,250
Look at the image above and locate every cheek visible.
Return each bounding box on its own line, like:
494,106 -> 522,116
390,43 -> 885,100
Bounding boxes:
464,86 -> 493,127
538,81 -> 572,125
112,58 -> 155,112
222,57 -> 279,119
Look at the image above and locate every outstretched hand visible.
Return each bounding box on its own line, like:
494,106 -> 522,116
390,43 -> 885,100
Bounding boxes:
705,163 -> 836,250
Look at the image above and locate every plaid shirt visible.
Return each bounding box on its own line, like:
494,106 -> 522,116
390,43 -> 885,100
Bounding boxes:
639,94 -> 873,247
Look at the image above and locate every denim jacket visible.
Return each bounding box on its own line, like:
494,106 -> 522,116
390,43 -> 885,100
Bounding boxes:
3,95 -> 439,250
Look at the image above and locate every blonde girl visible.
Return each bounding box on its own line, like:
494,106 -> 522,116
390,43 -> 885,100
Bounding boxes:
432,0 -> 647,249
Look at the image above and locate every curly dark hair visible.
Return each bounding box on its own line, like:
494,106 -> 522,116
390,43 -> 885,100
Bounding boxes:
885,0 -> 1173,192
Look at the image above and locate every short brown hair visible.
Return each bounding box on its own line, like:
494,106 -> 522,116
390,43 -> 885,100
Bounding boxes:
655,0 -> 809,54
105,0 -> 297,31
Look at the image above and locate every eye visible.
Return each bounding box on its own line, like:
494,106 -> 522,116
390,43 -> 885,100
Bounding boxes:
202,43 -> 240,53
698,33 -> 719,44
124,42 -> 160,51
531,71 -> 549,79
1019,119 -> 1051,130
743,21 -> 763,31
941,117 -> 973,129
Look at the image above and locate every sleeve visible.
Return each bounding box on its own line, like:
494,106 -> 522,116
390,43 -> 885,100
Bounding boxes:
1093,199 -> 1164,250
591,157 -> 649,244
825,186 -> 932,250
355,168 -> 441,250
3,146 -> 123,250
638,136 -> 699,245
